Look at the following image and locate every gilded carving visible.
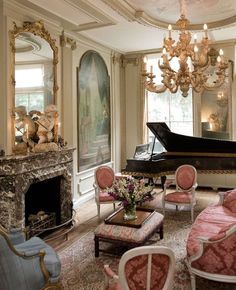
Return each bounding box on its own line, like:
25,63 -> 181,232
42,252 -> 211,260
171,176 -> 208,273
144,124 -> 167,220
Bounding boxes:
60,32 -> 77,50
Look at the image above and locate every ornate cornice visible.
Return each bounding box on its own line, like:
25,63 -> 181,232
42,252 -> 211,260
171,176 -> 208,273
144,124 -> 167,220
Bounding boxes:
60,32 -> 77,50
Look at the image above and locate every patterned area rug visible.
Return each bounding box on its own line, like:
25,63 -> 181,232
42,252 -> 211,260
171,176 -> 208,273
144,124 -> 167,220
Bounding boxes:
58,196 -> 236,290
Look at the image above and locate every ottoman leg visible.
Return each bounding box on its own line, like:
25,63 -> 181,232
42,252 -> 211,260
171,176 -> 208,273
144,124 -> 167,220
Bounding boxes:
94,236 -> 99,257
159,223 -> 164,240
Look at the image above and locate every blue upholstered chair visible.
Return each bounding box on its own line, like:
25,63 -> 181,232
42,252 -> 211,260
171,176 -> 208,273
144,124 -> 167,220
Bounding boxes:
0,224 -> 61,290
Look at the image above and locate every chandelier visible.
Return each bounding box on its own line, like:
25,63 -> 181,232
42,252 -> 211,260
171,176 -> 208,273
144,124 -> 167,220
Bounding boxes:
142,0 -> 228,97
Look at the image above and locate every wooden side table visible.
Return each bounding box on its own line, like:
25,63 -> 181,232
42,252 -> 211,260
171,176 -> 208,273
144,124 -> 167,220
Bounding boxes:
94,208 -> 164,257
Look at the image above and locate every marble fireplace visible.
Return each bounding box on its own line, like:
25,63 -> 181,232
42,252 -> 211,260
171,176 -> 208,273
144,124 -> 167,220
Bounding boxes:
0,148 -> 74,233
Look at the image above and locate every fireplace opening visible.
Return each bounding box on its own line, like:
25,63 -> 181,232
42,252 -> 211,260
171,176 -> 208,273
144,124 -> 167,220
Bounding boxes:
25,176 -> 62,237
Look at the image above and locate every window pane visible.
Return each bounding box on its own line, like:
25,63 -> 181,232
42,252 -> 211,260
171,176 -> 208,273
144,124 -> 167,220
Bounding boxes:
146,54 -> 193,152
16,93 -> 44,112
15,66 -> 44,88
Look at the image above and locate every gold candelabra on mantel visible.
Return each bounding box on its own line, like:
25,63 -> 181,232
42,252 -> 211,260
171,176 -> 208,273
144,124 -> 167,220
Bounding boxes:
142,0 -> 228,97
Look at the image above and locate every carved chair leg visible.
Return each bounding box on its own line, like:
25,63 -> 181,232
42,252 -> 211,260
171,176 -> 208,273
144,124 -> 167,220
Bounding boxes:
94,236 -> 99,257
191,207 -> 194,222
97,204 -> 100,218
190,272 -> 196,290
162,200 -> 165,216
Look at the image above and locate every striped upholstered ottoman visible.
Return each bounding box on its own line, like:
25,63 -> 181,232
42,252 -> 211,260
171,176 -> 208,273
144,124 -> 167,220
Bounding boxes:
94,211 -> 164,257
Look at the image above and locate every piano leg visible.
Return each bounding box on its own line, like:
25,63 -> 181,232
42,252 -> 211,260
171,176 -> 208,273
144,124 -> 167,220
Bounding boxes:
148,177 -> 154,185
161,176 -> 167,190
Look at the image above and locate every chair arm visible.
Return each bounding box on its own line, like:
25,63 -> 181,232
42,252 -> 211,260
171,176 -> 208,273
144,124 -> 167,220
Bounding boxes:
93,182 -> 97,189
218,191 -> 228,205
164,179 -> 174,190
104,264 -> 119,280
188,224 -> 236,264
9,228 -> 26,245
104,264 -> 119,290
192,182 -> 198,189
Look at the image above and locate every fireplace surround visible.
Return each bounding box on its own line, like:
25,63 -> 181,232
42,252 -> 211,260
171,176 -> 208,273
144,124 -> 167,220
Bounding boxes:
0,148 -> 74,232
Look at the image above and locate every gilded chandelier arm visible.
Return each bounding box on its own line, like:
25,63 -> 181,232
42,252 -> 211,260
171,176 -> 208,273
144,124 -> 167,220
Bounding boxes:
141,0 -> 228,98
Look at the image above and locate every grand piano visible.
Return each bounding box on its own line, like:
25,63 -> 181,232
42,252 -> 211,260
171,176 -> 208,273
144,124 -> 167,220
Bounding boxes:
123,122 -> 236,185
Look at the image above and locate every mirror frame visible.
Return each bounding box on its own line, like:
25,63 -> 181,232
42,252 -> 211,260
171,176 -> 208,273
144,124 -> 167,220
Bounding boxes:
9,20 -> 58,153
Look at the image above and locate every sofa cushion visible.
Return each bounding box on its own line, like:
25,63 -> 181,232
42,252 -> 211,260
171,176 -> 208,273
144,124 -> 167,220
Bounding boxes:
223,189 -> 236,213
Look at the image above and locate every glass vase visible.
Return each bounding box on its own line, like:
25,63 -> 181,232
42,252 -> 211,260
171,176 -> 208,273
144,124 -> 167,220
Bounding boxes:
123,204 -> 137,221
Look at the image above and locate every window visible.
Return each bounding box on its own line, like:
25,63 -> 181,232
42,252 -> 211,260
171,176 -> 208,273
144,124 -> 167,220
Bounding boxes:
146,54 -> 193,152
15,64 -> 45,112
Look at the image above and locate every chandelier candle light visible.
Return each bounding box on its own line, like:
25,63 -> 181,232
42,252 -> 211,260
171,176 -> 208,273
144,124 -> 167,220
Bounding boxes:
142,0 -> 228,97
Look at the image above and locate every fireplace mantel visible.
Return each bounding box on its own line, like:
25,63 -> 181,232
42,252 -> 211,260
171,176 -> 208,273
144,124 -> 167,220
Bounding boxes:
0,148 -> 75,230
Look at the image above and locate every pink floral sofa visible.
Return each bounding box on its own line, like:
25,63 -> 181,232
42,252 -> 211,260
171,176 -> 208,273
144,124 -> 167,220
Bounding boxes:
186,188 -> 236,289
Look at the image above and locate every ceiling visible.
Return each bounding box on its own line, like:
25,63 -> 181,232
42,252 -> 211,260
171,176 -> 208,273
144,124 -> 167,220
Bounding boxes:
19,0 -> 236,53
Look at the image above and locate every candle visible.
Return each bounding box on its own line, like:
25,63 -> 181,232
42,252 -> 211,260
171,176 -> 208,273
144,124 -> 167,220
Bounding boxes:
150,65 -> 153,74
203,24 -> 208,38
54,113 -> 59,143
193,34 -> 197,43
25,124 -> 29,139
143,56 -> 147,71
168,24 -> 172,38
219,49 -> 224,63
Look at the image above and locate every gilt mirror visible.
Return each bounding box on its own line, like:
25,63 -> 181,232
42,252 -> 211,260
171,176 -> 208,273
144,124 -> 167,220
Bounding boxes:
9,20 -> 58,153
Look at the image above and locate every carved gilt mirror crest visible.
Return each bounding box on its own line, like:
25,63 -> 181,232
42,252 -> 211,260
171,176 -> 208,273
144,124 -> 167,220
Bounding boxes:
9,20 -> 58,153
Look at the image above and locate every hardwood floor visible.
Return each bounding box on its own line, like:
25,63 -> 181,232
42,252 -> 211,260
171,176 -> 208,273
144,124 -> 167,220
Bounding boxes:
48,198 -> 117,251
48,186 -> 221,251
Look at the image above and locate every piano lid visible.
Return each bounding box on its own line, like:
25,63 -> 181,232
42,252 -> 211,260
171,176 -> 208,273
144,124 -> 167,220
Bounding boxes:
147,122 -> 236,154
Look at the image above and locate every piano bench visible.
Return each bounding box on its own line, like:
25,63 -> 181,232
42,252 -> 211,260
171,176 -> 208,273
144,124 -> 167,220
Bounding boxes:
94,211 -> 164,257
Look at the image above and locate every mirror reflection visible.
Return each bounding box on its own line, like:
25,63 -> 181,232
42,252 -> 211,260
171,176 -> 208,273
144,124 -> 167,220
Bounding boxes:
10,21 -> 58,153
15,33 -> 54,146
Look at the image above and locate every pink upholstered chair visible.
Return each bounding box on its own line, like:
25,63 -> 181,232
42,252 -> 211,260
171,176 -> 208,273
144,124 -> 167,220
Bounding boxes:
93,166 -> 120,218
104,245 -> 175,290
162,164 -> 197,222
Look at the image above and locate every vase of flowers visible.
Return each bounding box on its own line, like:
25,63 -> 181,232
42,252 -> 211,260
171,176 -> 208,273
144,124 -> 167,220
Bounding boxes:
123,203 -> 137,221
106,176 -> 153,221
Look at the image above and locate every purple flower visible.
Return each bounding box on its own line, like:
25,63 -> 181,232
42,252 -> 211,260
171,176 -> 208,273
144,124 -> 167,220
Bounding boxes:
122,200 -> 129,206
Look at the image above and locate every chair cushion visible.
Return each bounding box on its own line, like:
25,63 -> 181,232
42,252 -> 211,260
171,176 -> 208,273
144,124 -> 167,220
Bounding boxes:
223,188 -> 236,213
164,192 -> 192,203
16,237 -> 61,278
99,191 -> 116,202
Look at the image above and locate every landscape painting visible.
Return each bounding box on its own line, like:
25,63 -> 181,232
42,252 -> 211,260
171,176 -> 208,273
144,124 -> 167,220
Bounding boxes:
77,50 -> 111,172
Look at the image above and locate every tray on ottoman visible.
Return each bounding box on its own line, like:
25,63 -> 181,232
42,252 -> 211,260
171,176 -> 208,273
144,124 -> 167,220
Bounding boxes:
104,207 -> 155,228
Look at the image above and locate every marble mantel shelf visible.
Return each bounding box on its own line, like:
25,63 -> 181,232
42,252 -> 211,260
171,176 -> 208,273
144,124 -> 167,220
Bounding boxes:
0,147 -> 75,176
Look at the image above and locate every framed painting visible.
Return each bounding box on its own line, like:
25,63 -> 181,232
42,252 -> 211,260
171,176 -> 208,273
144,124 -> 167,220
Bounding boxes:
77,50 -> 111,172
